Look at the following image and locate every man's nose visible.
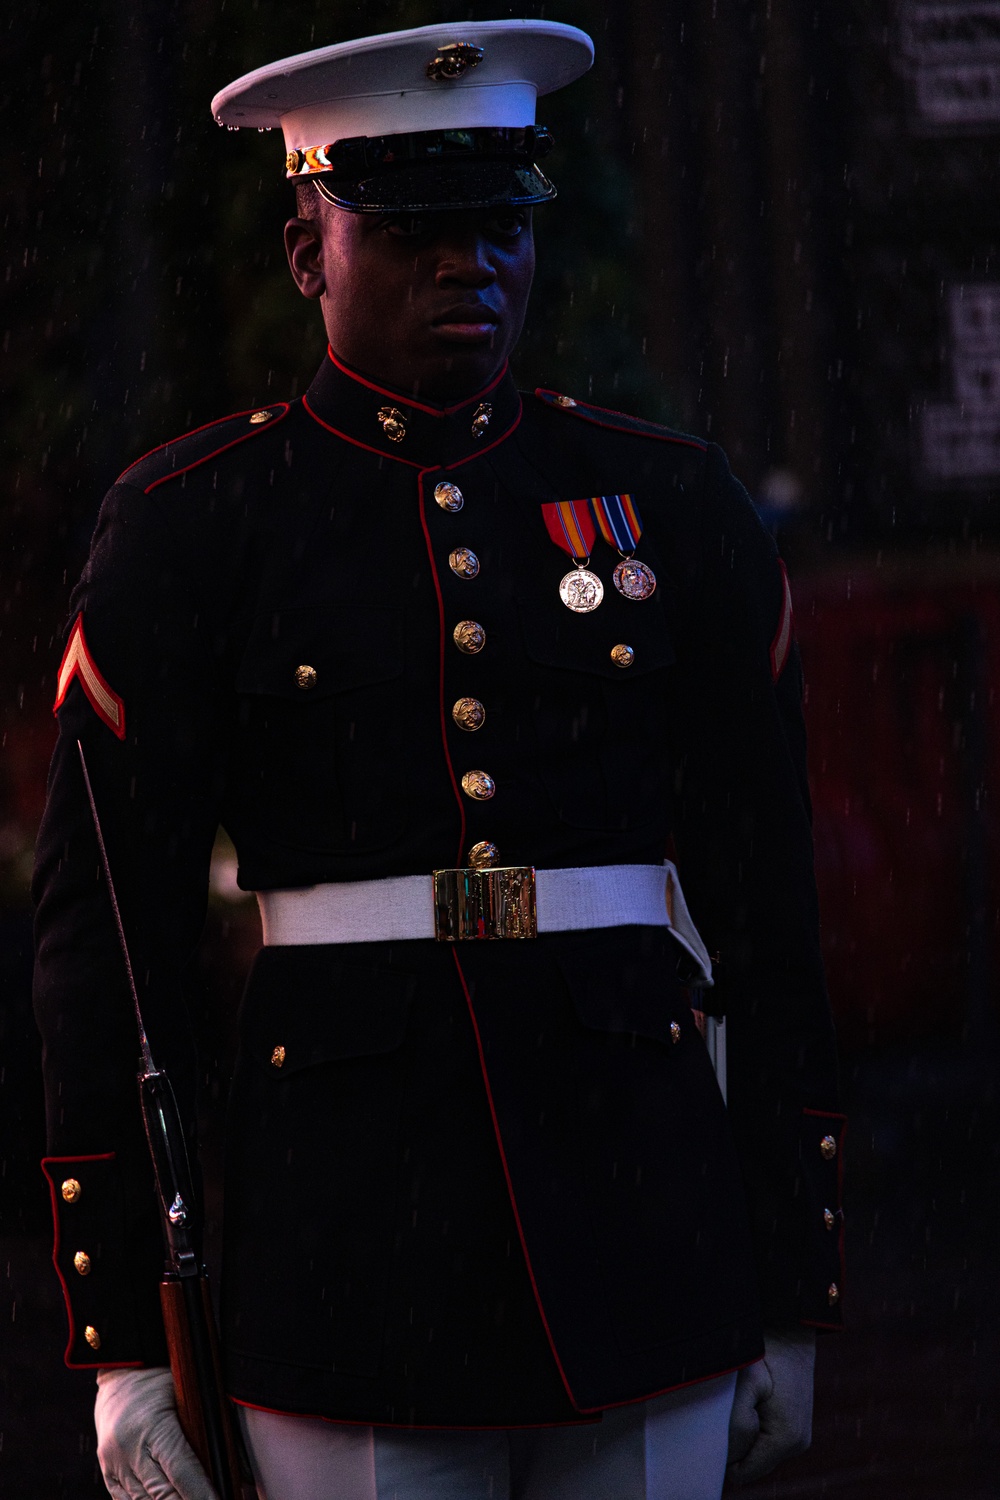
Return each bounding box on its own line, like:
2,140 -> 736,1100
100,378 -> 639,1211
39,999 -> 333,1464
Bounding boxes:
434,234 -> 498,288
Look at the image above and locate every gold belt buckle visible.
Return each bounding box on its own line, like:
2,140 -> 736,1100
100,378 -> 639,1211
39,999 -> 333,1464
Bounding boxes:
432,866 -> 537,941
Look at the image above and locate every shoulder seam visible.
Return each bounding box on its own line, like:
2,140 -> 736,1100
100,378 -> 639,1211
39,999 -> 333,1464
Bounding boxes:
117,404 -> 293,494
533,388 -> 708,452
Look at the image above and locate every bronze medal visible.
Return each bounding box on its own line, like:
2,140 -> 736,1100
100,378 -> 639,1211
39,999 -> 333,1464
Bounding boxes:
613,557 -> 657,601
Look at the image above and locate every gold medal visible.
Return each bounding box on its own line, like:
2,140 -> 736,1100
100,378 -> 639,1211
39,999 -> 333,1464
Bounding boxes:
559,567 -> 604,613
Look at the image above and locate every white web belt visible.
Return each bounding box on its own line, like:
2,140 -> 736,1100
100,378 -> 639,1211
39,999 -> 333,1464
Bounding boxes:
255,861 -> 713,987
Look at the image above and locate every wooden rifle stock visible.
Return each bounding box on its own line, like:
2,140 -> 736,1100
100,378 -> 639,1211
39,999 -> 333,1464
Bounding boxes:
160,1273 -> 245,1496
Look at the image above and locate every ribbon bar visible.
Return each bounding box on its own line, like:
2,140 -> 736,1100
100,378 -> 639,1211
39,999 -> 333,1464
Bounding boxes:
589,493 -> 643,553
541,499 -> 597,562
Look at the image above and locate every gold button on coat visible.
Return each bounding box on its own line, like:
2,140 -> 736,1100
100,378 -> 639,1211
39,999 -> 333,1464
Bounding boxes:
554,394 -> 578,408
61,1178 -> 82,1204
827,1282 -> 840,1305
294,665 -> 318,691
453,620 -> 486,654
73,1251 -> 92,1276
461,769 -> 495,801
271,1045 -> 286,1069
823,1208 -> 836,1231
449,548 -> 480,579
249,409 -> 272,424
434,482 -> 464,512
452,697 -> 486,731
468,841 -> 499,868
84,1325 -> 101,1351
610,643 -> 635,668
669,1021 -> 682,1044
820,1134 -> 837,1161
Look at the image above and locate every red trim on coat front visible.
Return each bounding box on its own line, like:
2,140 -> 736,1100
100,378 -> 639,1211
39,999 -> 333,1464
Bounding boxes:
449,950 -> 583,1412
326,345 -> 509,417
41,1153 -> 144,1371
416,469 -> 467,865
230,1396 -> 597,1431
534,390 -> 709,451
140,406 -> 292,494
53,614 -> 126,740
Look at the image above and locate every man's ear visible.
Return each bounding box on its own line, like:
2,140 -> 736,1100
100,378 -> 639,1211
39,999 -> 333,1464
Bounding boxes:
284,217 -> 326,300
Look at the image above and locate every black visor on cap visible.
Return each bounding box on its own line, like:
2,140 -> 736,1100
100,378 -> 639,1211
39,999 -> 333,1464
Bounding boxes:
292,126 -> 557,212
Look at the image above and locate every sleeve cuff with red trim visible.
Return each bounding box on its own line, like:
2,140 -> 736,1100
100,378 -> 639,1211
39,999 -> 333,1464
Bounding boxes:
41,1154 -> 169,1369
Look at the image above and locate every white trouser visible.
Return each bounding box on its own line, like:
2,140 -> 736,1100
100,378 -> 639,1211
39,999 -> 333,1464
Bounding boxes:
237,1372 -> 737,1500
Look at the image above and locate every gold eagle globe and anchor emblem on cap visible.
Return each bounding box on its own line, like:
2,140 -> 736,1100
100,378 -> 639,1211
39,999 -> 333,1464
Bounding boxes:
426,42 -> 485,81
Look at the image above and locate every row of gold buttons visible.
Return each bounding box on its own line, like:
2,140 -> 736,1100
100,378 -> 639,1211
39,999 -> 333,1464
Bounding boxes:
60,1176 -> 101,1350
437,482 -> 495,805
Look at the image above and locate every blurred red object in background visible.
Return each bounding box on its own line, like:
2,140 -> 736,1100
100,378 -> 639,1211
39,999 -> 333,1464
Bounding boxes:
796,560 -> 1000,1053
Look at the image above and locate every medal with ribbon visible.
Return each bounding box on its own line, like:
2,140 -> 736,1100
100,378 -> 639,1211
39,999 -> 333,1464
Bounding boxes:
589,494 -> 657,601
541,500 -> 605,613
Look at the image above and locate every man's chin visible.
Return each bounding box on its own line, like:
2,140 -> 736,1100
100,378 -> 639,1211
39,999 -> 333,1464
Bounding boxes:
416,340 -> 507,400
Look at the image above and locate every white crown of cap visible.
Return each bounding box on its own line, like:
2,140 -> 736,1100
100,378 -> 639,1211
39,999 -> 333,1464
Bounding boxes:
211,19 -> 594,151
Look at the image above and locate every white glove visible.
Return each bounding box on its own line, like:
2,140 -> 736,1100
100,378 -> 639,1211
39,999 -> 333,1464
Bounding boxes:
725,1326 -> 815,1486
95,1366 -> 219,1500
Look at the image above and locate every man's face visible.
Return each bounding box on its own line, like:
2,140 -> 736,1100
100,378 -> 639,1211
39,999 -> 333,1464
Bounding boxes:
284,199 -> 536,403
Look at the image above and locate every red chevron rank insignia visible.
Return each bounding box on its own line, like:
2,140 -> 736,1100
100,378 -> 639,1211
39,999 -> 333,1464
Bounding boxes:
53,615 -> 126,739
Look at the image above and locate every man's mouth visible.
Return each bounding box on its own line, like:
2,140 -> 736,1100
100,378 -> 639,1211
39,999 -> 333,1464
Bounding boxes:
430,304 -> 500,341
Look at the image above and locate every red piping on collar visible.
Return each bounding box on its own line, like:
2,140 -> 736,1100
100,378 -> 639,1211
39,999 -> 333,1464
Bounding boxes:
326,345 -> 509,417
302,398 -> 425,468
442,400 -> 523,472
302,394 -> 523,470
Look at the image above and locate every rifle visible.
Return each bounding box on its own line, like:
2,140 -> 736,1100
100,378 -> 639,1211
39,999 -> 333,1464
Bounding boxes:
77,741 -> 245,1499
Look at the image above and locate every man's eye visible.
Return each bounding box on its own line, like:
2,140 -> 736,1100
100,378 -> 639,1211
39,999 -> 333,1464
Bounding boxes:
383,214 -> 427,237
488,212 -> 525,237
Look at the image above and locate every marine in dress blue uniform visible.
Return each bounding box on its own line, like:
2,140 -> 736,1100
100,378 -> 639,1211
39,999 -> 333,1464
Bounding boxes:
32,20 -> 844,1500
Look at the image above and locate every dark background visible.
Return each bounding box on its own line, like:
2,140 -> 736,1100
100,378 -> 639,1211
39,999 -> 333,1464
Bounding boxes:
3,1 -> 1000,1495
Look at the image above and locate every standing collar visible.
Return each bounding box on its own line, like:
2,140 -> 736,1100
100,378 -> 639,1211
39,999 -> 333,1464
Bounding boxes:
302,346 -> 522,468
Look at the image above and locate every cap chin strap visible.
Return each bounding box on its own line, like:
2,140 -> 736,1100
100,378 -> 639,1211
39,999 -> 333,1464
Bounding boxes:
312,172 -> 556,214
285,125 -> 554,180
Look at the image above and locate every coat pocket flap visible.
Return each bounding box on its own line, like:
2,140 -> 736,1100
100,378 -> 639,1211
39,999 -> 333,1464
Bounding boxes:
556,936 -> 687,1047
243,947 -> 415,1074
236,605 -> 404,699
516,597 -> 675,679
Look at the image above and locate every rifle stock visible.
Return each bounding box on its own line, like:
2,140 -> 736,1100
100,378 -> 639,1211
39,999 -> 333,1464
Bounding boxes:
160,1273 -> 245,1495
